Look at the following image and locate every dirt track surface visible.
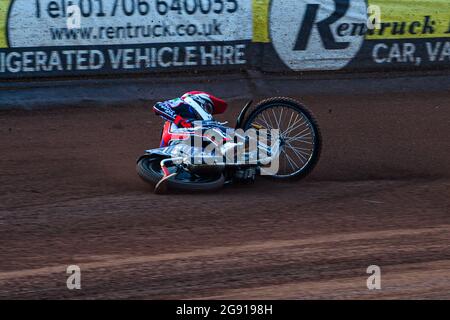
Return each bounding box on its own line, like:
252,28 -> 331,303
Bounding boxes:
0,88 -> 449,299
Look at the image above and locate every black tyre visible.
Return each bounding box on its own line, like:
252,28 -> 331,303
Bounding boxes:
137,156 -> 225,192
243,97 -> 322,180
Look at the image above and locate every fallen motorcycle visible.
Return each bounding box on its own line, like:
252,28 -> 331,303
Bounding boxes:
137,97 -> 322,193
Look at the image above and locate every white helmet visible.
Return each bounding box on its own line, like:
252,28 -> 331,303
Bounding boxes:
189,93 -> 214,115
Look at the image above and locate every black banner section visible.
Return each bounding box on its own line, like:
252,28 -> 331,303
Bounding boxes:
0,41 -> 250,78
348,38 -> 450,70
0,300 -> 442,318
1,39 -> 448,79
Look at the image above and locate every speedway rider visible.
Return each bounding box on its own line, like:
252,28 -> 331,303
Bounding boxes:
153,91 -> 228,133
151,91 -> 229,191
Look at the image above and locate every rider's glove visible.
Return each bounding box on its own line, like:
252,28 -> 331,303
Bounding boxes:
174,115 -> 193,128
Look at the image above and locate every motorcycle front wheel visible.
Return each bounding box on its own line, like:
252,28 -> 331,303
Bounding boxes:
243,97 -> 322,180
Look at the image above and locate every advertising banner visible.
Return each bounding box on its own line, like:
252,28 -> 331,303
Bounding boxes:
0,0 -> 449,78
0,0 -> 252,77
355,0 -> 450,69
255,0 -> 450,71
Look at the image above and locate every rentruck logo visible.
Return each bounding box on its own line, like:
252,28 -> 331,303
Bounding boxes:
270,0 -> 367,71
294,0 -> 351,51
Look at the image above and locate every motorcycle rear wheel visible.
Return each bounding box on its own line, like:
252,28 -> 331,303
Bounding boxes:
137,156 -> 225,192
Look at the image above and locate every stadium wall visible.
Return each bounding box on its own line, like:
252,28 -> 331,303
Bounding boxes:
0,0 -> 448,79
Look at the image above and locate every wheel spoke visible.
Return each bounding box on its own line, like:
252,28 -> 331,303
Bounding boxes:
288,139 -> 313,145
272,108 -> 281,129
278,107 -> 285,132
283,113 -> 300,136
283,117 -> 308,137
284,150 -> 299,170
285,128 -> 312,142
285,143 -> 312,152
284,110 -> 296,135
286,134 -> 313,144
266,110 -> 277,129
259,112 -> 273,129
288,126 -> 310,138
282,149 -> 297,171
286,143 -> 309,164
